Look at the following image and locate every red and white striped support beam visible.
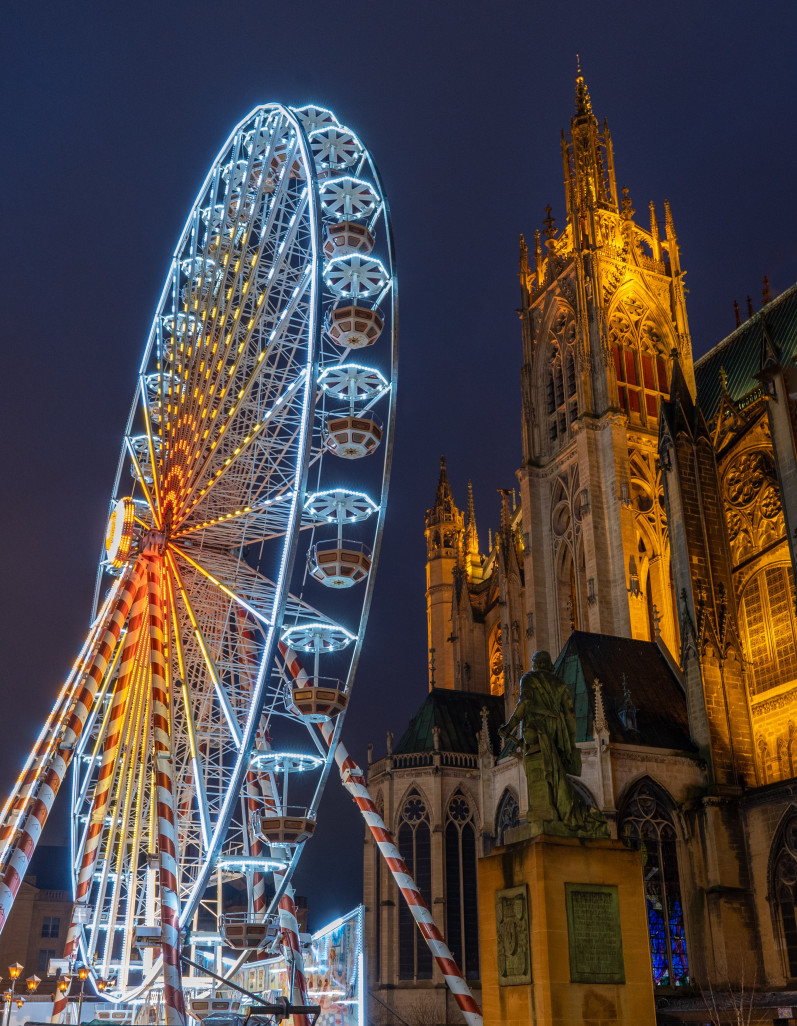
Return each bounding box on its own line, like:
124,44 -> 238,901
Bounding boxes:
274,865 -> 310,1026
277,641 -> 310,686
0,561 -> 144,935
319,721 -> 484,1026
52,573 -> 150,1022
0,587 -> 118,856
148,558 -> 187,1025
279,645 -> 483,1026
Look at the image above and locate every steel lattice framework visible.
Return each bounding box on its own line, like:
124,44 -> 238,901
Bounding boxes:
0,102 -> 396,1023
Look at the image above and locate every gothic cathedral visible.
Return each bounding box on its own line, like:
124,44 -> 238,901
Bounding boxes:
364,71 -> 797,1024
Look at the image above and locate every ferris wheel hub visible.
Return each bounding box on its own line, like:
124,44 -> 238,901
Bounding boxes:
105,498 -> 136,568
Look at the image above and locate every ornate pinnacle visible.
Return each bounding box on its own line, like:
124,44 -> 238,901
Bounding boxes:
763,275 -> 771,305
620,187 -> 635,221
574,59 -> 593,119
543,205 -> 556,241
592,677 -> 608,733
649,201 -> 659,241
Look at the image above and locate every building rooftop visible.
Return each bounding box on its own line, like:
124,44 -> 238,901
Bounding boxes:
695,281 -> 797,421
394,688 -> 505,756
554,631 -> 697,751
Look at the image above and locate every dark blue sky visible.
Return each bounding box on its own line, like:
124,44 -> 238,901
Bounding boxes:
3,1 -> 797,928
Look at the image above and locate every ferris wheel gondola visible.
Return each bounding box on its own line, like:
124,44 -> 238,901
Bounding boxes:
0,102 -> 396,1023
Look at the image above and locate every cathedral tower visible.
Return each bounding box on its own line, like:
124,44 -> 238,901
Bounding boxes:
517,67 -> 691,657
425,457 -> 463,689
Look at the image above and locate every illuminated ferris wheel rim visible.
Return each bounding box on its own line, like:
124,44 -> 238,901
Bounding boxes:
68,100 -> 396,1006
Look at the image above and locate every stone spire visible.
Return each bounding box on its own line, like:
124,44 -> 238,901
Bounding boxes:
464,481 -> 481,580
574,57 -> 594,120
427,456 -> 456,526
560,62 -> 619,232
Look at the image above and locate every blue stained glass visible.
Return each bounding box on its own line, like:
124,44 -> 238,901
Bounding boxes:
621,782 -> 690,988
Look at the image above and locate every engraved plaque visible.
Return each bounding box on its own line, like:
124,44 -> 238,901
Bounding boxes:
496,885 -> 531,986
565,883 -> 625,983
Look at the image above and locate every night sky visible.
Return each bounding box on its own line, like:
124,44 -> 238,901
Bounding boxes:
3,2 -> 797,930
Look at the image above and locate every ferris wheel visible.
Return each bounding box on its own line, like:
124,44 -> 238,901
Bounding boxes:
0,103 -> 396,1022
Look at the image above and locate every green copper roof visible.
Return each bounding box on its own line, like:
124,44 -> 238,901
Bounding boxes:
695,282 -> 797,421
554,631 -> 696,751
393,688 -> 506,756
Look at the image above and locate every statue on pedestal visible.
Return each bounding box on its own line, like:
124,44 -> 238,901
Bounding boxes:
499,651 -> 608,839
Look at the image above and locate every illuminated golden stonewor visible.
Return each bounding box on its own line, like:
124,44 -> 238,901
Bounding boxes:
369,66 -> 797,1024
516,68 -> 691,661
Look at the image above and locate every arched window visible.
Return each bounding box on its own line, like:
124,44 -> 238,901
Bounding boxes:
619,781 -> 689,987
609,297 -> 669,427
771,810 -> 797,976
546,309 -> 578,446
374,791 -> 383,980
445,790 -> 479,979
488,623 -> 504,696
739,564 -> 797,697
397,791 -> 432,980
495,789 -> 519,846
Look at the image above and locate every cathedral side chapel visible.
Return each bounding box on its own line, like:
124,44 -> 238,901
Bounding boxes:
363,70 -> 797,1025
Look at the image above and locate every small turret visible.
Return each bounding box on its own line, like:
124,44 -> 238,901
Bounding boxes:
424,458 -> 463,690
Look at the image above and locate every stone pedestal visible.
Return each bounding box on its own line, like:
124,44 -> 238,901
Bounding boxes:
478,832 -> 656,1026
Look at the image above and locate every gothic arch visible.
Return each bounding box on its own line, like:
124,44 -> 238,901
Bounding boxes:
444,782 -> 481,832
738,562 -> 797,698
569,776 -> 598,809
555,538 -> 577,640
535,300 -> 578,453
617,777 -> 689,987
396,788 -> 433,980
608,290 -> 673,428
767,805 -> 797,978
444,788 -> 480,979
394,783 -> 434,832
495,788 -> 520,845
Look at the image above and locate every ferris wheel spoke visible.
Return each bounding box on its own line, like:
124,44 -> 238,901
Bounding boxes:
171,545 -> 273,628
177,362 -> 309,523
165,573 -> 213,851
124,436 -> 161,526
167,554 -> 244,749
170,171 -> 309,493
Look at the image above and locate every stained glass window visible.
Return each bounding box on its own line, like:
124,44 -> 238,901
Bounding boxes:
619,781 -> 689,986
445,790 -> 480,979
397,790 -> 432,980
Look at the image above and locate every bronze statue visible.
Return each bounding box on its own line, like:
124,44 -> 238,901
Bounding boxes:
499,651 -> 607,838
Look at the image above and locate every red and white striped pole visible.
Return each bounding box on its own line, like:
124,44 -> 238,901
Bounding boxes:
51,573 -> 150,1022
319,722 -> 484,1026
274,866 -> 311,1026
148,558 -> 187,1026
0,561 -> 144,933
0,587 -> 118,855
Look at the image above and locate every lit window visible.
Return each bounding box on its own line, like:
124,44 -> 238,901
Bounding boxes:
609,298 -> 669,427
619,781 -> 689,987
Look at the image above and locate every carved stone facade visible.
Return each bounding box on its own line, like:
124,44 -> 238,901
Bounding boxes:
364,71 -> 797,1023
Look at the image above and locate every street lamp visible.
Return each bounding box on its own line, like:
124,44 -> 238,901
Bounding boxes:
76,965 -> 89,1025
3,963 -> 24,1026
